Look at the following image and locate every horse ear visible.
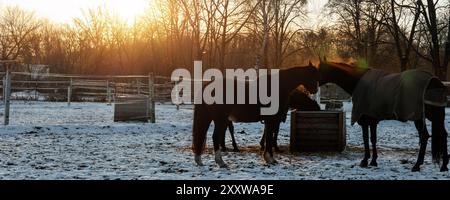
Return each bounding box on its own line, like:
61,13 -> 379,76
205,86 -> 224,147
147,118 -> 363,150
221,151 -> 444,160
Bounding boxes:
324,56 -> 327,62
309,60 -> 313,66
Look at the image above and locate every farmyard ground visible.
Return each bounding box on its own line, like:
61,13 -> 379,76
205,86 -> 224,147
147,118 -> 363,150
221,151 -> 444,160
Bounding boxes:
0,101 -> 449,180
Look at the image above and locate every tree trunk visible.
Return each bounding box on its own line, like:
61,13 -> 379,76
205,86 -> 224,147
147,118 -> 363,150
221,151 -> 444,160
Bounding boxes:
426,0 -> 444,79
261,0 -> 270,69
353,0 -> 364,59
444,15 -> 450,73
390,0 -> 407,71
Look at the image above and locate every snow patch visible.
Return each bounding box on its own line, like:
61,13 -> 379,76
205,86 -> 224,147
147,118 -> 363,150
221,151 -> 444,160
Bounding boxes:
0,101 -> 449,180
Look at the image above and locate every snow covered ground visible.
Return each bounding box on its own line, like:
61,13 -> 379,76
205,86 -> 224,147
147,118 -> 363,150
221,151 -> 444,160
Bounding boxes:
0,101 -> 450,180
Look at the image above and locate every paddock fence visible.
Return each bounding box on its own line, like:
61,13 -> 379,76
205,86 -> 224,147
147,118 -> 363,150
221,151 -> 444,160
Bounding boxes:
0,71 -> 179,125
3,70 -> 449,125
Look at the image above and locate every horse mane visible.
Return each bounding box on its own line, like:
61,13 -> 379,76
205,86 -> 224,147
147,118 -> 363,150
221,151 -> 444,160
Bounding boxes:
324,61 -> 369,77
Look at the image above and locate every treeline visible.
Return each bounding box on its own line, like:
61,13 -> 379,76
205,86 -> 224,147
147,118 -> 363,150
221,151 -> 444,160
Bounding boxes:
327,0 -> 450,80
0,0 -> 449,79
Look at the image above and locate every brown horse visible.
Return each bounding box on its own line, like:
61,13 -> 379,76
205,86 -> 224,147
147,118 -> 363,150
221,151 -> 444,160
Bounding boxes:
221,89 -> 321,152
192,65 -> 319,167
318,59 -> 448,172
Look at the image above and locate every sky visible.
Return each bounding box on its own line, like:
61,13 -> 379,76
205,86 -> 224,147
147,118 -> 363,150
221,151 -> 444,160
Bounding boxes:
306,0 -> 329,29
0,0 -> 329,27
0,0 -> 151,24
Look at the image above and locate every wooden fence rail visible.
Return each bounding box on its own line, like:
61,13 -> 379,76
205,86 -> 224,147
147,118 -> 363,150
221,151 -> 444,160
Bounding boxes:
0,72 -> 164,125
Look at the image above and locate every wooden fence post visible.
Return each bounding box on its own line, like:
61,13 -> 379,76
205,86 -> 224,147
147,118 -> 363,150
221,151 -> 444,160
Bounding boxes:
4,69 -> 11,125
175,81 -> 180,110
137,78 -> 141,95
67,78 -> 72,106
113,78 -> 116,103
148,73 -> 155,123
34,79 -> 38,100
107,79 -> 112,105
2,75 -> 5,105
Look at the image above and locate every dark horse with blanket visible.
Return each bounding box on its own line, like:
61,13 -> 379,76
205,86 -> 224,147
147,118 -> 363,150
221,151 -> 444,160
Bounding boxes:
318,59 -> 448,172
221,89 -> 321,152
192,66 -> 319,167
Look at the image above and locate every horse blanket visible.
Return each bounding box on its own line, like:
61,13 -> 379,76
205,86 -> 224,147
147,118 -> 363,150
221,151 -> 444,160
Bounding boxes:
351,69 -> 447,125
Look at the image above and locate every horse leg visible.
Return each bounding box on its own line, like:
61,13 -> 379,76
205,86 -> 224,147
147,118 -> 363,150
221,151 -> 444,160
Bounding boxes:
228,121 -> 239,152
441,129 -> 449,172
220,134 -> 228,152
260,124 -> 280,152
433,107 -> 449,172
442,124 -> 449,171
273,123 -> 282,153
369,124 -> 378,167
193,105 -> 213,166
434,123 -> 449,172
437,110 -> 449,172
220,121 -> 231,152
260,131 -> 266,151
212,119 -> 229,168
263,122 -> 277,165
360,124 -> 370,168
426,105 -> 449,172
412,119 -> 429,172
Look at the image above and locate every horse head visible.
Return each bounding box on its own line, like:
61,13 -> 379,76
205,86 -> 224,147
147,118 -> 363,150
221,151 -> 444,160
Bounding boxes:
317,58 -> 369,95
318,57 -> 335,86
300,65 -> 320,95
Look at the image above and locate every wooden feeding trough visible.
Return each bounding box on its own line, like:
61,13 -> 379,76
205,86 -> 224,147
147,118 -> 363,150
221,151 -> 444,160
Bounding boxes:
290,111 -> 346,152
114,95 -> 152,122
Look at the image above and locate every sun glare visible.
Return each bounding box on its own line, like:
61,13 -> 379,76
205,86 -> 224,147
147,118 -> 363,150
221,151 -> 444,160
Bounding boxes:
104,0 -> 150,24
1,0 -> 152,25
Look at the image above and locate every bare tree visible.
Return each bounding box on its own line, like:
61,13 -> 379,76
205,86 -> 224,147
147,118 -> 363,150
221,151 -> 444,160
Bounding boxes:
211,0 -> 260,70
272,0 -> 308,68
180,0 -> 216,63
327,0 -> 390,66
301,28 -> 335,61
327,0 -> 365,59
445,8 -> 450,70
0,6 -> 41,61
247,0 -> 307,69
73,7 -> 113,74
365,0 -> 421,71
415,0 -> 449,80
387,0 -> 421,71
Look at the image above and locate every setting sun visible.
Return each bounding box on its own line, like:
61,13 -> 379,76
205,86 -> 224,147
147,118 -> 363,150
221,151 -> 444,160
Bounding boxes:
0,0 -> 151,24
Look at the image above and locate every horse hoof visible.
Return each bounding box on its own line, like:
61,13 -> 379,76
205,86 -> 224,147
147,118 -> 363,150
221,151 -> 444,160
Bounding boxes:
221,147 -> 228,152
274,147 -> 283,153
232,148 -> 240,153
218,163 -> 228,169
263,152 -> 277,165
440,166 -> 448,172
411,166 -> 420,172
194,155 -> 204,166
360,160 -> 368,168
369,160 -> 378,167
265,158 -> 277,165
215,150 -> 228,168
215,160 -> 228,168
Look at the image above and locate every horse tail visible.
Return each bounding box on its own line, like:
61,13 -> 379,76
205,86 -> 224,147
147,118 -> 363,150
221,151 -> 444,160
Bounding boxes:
431,106 -> 447,164
192,103 -> 212,156
426,78 -> 448,164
